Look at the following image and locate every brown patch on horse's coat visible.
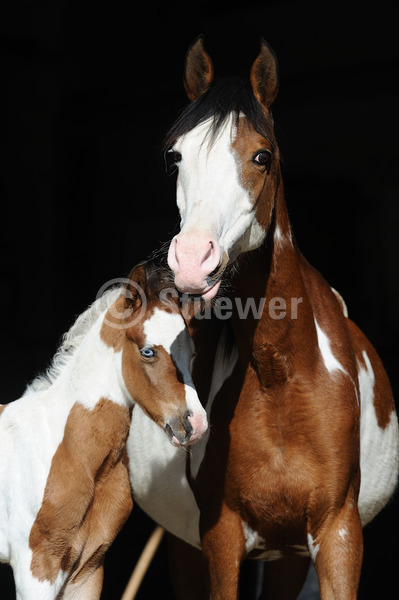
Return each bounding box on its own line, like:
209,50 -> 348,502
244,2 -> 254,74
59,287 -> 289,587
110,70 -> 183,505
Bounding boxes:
29,399 -> 132,584
0,405 -> 7,417
232,116 -> 280,233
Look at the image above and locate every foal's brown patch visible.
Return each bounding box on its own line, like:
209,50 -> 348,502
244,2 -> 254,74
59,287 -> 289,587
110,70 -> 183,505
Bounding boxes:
0,405 -> 7,417
29,398 -> 132,584
99,294 -> 129,351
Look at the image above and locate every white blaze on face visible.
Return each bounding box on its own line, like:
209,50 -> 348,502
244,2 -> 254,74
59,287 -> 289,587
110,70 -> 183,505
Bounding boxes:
143,308 -> 207,437
143,308 -> 187,355
168,115 -> 266,297
176,116 -> 258,248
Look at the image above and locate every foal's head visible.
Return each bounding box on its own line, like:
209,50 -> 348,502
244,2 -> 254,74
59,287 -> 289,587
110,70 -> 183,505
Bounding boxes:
101,263 -> 207,446
166,37 -> 281,299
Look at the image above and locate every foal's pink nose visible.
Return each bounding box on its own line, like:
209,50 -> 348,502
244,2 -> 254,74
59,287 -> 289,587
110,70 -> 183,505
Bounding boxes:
168,233 -> 221,295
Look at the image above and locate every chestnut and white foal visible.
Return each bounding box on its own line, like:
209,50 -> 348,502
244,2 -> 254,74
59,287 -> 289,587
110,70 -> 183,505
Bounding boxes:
128,39 -> 399,599
0,263 -> 206,600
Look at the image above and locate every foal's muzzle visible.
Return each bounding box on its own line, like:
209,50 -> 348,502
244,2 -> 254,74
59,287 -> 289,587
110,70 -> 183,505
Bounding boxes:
165,410 -> 207,446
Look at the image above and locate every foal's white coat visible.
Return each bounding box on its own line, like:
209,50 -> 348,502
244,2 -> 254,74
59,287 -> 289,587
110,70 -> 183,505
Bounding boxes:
0,287 -> 206,599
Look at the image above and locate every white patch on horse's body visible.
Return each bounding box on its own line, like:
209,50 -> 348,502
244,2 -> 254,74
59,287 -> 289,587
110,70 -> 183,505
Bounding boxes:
242,521 -> 283,561
128,409 -> 202,547
357,350 -> 399,525
273,224 -> 293,249
273,224 -> 284,247
314,318 -> 347,375
307,533 -> 320,562
331,287 -> 349,318
128,325 -> 238,548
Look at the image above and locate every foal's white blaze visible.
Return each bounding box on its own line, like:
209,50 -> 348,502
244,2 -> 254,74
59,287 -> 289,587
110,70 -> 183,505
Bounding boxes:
357,350 -> 399,525
314,318 -> 346,375
168,115 -> 266,297
143,308 -> 208,440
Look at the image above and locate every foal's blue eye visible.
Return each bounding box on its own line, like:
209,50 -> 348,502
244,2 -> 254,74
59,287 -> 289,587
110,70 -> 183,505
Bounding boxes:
140,347 -> 156,359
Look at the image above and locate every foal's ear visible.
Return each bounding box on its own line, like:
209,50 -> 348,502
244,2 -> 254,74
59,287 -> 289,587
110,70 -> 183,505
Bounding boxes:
250,39 -> 279,109
184,36 -> 214,101
125,263 -> 147,312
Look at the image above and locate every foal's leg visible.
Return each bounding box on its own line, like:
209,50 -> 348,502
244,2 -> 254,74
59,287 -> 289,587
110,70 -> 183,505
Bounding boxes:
13,553 -> 66,600
62,565 -> 104,600
309,491 -> 363,600
200,503 -> 246,600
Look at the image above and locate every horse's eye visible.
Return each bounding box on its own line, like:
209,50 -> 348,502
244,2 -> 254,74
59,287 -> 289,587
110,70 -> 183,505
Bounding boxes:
165,150 -> 182,174
140,347 -> 156,359
253,150 -> 272,168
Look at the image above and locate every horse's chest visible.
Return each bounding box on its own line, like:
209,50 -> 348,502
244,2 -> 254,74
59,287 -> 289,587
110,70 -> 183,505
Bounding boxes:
225,399 -> 315,544
231,452 -> 310,545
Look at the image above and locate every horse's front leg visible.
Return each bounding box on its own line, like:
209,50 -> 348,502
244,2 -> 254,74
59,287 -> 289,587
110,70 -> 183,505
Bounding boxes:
168,534 -> 208,600
201,503 -> 246,600
309,488 -> 363,600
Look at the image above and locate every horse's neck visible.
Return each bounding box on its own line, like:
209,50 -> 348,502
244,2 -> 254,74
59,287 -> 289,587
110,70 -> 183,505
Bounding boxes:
232,187 -> 316,361
56,318 -> 129,411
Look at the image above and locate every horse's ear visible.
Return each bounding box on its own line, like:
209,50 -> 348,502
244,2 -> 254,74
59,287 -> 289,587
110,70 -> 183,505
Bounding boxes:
184,36 -> 214,101
250,39 -> 279,109
125,263 -> 147,312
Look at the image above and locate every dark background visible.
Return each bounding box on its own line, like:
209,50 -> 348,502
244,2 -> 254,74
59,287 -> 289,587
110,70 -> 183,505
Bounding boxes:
1,1 -> 398,598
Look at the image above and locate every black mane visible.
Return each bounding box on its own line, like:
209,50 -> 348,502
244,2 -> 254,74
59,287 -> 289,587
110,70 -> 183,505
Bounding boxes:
163,77 -> 276,150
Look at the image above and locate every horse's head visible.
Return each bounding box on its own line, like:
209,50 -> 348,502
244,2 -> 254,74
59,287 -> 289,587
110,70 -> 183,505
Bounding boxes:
101,263 -> 207,446
166,37 -> 281,299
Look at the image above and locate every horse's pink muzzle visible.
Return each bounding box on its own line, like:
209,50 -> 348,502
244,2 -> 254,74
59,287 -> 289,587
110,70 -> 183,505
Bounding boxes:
168,233 -> 222,300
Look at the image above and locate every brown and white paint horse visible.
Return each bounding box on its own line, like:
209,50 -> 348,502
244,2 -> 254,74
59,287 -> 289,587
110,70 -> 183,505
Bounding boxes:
0,263 -> 206,599
128,39 -> 399,599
